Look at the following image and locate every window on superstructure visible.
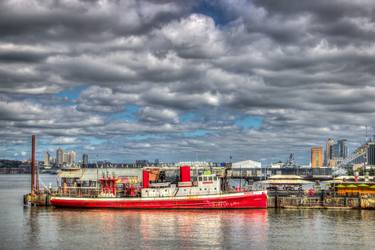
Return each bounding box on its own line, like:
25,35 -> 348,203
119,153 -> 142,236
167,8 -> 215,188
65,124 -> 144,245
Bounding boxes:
208,176 -> 212,181
203,176 -> 207,181
199,177 -> 202,181
214,177 -> 217,181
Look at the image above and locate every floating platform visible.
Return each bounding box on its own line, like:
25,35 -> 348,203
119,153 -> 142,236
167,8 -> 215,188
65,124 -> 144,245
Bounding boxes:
24,193 -> 52,207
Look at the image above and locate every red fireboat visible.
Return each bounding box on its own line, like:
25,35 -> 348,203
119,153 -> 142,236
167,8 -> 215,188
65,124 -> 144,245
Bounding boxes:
50,166 -> 267,209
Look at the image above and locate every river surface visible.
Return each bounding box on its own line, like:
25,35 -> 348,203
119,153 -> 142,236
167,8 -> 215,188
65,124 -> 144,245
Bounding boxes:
0,174 -> 374,250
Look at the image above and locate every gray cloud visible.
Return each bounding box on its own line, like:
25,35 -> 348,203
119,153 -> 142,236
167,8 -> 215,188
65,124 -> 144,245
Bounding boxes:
0,0 -> 374,163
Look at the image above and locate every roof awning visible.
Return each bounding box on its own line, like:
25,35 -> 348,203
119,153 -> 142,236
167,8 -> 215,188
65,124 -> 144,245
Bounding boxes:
268,175 -> 302,180
358,184 -> 369,187
346,184 -> 358,188
258,179 -> 313,185
58,169 -> 82,178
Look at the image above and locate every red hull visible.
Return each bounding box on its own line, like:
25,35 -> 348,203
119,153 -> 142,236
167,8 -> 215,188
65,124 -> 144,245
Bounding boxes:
50,191 -> 267,209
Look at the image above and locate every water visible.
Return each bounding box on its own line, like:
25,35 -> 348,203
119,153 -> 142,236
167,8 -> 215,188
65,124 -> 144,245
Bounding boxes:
1,175 -> 375,250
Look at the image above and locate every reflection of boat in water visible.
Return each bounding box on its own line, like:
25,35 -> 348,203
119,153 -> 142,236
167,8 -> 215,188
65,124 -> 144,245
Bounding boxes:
50,166 -> 267,209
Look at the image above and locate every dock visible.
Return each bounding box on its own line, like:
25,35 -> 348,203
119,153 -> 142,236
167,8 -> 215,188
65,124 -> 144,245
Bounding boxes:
23,134 -> 375,209
24,189 -> 375,209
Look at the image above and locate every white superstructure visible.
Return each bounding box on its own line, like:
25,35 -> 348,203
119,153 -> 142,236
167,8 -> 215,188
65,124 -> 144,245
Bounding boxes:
232,160 -> 261,169
141,173 -> 221,198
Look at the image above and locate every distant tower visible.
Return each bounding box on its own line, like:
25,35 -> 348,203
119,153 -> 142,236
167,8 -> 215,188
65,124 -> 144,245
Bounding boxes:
63,152 -> 69,164
311,147 -> 323,168
82,153 -> 88,167
340,139 -> 348,159
56,148 -> 64,165
324,138 -> 335,166
69,151 -> 76,163
334,139 -> 348,159
44,151 -> 50,167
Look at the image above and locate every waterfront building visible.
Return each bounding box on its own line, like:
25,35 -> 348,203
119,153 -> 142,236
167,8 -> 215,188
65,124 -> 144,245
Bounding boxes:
311,147 -> 323,168
324,138 -> 335,166
258,175 -> 313,190
368,142 -> 375,166
43,151 -> 50,168
56,148 -> 64,165
271,162 -> 283,168
82,153 -> 88,166
232,160 -> 261,168
332,176 -> 375,197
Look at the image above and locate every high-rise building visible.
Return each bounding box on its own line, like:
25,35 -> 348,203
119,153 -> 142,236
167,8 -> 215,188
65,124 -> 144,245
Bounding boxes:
56,148 -> 64,165
328,159 -> 337,168
333,139 -> 348,160
339,139 -> 348,159
69,151 -> 76,163
44,151 -> 50,167
325,138 -> 335,166
63,152 -> 69,164
82,153 -> 88,166
367,142 -> 375,166
62,151 -> 76,164
311,146 -> 323,168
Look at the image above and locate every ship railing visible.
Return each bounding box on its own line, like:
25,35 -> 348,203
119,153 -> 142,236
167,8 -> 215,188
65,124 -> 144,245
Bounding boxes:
56,187 -> 101,198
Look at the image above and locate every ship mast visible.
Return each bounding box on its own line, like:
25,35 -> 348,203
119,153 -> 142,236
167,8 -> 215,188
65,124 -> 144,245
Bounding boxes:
31,135 -> 39,195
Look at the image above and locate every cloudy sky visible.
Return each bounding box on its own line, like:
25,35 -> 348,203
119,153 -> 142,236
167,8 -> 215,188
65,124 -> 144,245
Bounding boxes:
1,0 -> 374,164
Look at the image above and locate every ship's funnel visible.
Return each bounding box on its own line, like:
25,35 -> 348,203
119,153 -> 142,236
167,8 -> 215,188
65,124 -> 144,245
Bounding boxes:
142,170 -> 149,188
180,165 -> 191,182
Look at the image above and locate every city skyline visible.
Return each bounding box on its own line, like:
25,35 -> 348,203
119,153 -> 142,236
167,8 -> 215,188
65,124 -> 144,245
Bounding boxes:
1,1 -> 375,163
1,136 -> 362,166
